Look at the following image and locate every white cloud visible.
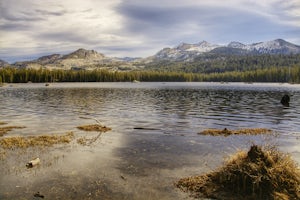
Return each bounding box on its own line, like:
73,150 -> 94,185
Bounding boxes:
0,0 -> 128,59
1,0 -> 300,62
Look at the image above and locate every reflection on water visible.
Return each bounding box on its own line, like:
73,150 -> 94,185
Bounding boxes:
0,82 -> 300,199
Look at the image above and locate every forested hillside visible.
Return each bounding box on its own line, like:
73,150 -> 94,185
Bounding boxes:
143,54 -> 300,73
1,65 -> 300,83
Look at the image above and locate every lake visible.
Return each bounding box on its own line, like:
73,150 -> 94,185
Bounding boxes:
0,82 -> 300,199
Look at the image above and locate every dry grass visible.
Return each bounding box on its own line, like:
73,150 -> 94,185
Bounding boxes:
176,145 -> 300,200
0,132 -> 74,149
77,124 -> 112,132
0,122 -> 8,125
0,149 -> 6,160
77,137 -> 87,145
198,128 -> 272,136
0,126 -> 26,137
76,132 -> 103,146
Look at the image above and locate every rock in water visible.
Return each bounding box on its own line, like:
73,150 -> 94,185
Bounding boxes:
281,94 -> 290,106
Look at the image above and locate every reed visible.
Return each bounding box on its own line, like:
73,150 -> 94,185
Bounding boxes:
0,132 -> 74,149
0,149 -> 6,160
77,124 -> 112,132
0,126 -> 26,137
198,128 -> 272,136
176,145 -> 300,200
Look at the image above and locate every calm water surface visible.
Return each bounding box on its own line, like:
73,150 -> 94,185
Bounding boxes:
0,82 -> 300,199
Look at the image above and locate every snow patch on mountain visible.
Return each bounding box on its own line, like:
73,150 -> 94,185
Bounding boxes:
151,39 -> 300,61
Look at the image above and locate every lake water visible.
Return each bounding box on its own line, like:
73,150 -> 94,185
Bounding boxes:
0,82 -> 300,199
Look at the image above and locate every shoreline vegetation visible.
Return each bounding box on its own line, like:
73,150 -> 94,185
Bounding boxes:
77,124 -> 112,132
0,125 -> 26,137
0,123 -> 112,149
0,65 -> 300,83
0,132 -> 75,149
176,145 -> 300,200
198,128 -> 272,136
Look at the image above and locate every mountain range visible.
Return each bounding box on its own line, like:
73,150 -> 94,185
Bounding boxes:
149,39 -> 300,62
1,39 -> 300,70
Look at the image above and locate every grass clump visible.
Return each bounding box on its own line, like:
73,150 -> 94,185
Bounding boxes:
0,132 -> 74,149
198,128 -> 272,136
176,145 -> 300,200
77,124 -> 111,132
0,149 -> 6,160
77,137 -> 87,145
0,126 -> 26,137
77,132 -> 103,146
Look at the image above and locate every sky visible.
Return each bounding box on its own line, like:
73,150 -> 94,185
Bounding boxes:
1,0 -> 300,63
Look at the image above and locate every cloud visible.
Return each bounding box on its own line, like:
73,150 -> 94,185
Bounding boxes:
1,0 -> 300,62
0,0 -> 126,62
116,0 -> 300,45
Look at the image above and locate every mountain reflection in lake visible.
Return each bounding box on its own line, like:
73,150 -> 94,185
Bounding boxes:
0,82 -> 299,199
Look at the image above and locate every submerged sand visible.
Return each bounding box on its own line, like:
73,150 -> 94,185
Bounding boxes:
1,122 -> 299,200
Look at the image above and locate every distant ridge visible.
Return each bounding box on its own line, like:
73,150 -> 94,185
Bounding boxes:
2,39 -> 300,69
62,48 -> 105,59
0,59 -> 9,67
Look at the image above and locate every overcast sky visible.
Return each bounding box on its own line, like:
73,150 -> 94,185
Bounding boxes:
1,0 -> 300,63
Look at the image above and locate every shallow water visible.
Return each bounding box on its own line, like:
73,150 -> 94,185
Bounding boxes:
0,82 -> 300,199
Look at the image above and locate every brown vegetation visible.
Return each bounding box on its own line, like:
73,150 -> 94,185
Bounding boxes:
198,128 -> 272,136
77,132 -> 103,146
0,122 -> 8,125
0,126 -> 26,137
77,124 -> 112,132
0,132 -> 74,149
176,145 -> 300,200
0,149 -> 6,160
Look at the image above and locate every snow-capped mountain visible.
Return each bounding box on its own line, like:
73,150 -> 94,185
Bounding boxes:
176,41 -> 221,52
243,39 -> 300,54
150,39 -> 300,62
153,41 -> 221,61
227,41 -> 246,49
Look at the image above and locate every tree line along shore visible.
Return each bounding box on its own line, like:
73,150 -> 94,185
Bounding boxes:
0,65 -> 300,83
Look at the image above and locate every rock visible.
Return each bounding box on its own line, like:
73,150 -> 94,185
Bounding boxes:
281,94 -> 290,106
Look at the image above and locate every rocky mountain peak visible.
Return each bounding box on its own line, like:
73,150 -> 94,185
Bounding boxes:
150,39 -> 300,62
37,54 -> 62,64
228,41 -> 246,48
63,48 -> 105,59
249,39 -> 300,54
176,43 -> 193,51
197,41 -> 211,46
